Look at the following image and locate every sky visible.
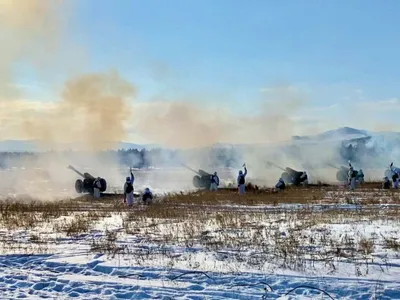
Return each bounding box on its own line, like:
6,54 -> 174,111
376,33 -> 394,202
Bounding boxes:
3,0 -> 400,144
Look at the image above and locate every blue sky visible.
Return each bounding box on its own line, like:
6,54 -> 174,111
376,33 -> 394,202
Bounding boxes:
69,0 -> 400,97
8,0 -> 400,141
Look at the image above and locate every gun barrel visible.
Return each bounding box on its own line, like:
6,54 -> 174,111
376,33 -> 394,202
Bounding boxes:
327,163 -> 340,170
266,161 -> 286,171
180,163 -> 201,175
67,165 -> 85,178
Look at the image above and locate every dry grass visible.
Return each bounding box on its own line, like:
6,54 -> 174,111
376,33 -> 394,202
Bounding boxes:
382,236 -> 400,251
53,214 -> 92,237
0,182 -> 399,273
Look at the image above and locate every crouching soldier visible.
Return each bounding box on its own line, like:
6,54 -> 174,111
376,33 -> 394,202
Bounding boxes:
382,176 -> 391,189
210,172 -> 219,191
275,178 -> 286,191
142,187 -> 153,205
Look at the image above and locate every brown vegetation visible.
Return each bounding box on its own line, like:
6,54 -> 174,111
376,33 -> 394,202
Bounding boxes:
0,182 -> 398,274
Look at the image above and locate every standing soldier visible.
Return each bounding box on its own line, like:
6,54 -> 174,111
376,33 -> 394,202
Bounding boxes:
210,171 -> 219,191
93,177 -> 102,199
237,163 -> 248,194
348,162 -> 357,190
124,168 -> 135,206
390,162 -> 400,189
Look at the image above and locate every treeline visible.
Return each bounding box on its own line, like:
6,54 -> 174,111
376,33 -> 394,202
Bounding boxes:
0,147 -> 243,169
0,140 -> 387,169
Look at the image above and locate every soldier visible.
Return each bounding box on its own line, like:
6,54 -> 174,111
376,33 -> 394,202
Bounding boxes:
142,187 -> 153,205
124,168 -> 135,206
382,176 -> 391,189
348,162 -> 357,190
93,177 -> 102,199
210,172 -> 219,191
357,169 -> 365,184
237,163 -> 248,194
300,171 -> 308,186
390,162 -> 400,189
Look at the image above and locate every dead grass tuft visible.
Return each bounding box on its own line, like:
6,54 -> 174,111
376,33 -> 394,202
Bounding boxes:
358,237 -> 375,255
54,214 -> 92,237
382,236 -> 400,252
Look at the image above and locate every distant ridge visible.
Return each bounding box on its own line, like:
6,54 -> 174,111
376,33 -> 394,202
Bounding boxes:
292,127 -> 369,142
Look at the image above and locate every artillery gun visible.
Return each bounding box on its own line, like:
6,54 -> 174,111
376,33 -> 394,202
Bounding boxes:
327,164 -> 350,182
266,162 -> 308,186
181,164 -> 212,188
67,165 -> 107,194
328,163 -> 364,183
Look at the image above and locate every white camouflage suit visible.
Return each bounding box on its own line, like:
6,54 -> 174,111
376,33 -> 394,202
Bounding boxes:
348,167 -> 356,190
210,172 -> 219,191
237,167 -> 248,194
390,164 -> 400,189
124,172 -> 135,206
93,177 -> 102,198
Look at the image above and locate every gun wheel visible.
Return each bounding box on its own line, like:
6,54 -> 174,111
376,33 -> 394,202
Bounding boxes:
99,178 -> 107,192
336,170 -> 347,182
75,179 -> 83,193
193,176 -> 202,188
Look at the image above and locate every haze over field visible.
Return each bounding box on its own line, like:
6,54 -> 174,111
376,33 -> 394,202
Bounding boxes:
1,1 -> 400,190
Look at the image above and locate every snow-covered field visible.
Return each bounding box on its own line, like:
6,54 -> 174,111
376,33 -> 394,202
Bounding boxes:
0,184 -> 399,299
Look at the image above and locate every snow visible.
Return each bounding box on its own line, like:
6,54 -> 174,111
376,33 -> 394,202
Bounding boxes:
0,187 -> 399,299
0,250 -> 399,299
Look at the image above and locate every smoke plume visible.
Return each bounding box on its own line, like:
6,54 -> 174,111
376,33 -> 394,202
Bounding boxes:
0,0 -> 137,199
0,0 -> 134,151
23,71 -> 136,150
134,84 -> 309,149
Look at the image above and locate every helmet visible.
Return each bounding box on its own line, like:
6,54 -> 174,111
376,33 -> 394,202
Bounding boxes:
145,187 -> 150,193
126,177 -> 131,182
239,170 -> 243,175
214,171 -> 217,175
